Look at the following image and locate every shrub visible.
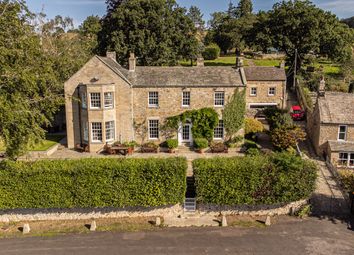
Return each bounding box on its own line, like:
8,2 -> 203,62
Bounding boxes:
202,43 -> 221,60
264,107 -> 293,130
193,152 -> 317,205
0,158 -> 187,209
339,170 -> 354,192
245,118 -> 264,135
166,139 -> 178,149
271,126 -> 306,151
194,138 -> 208,149
123,141 -> 138,148
225,135 -> 243,148
245,148 -> 260,156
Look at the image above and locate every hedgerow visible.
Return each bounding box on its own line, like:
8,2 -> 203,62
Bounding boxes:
193,152 -> 317,205
0,157 -> 187,209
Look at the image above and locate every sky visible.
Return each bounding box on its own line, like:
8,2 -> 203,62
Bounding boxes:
26,0 -> 354,27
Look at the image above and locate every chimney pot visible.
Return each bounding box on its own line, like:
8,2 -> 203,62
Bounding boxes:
196,57 -> 204,67
236,57 -> 244,68
318,76 -> 326,97
106,51 -> 116,61
280,60 -> 285,69
129,53 -> 136,72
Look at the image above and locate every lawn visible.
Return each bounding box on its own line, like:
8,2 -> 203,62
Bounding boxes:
313,60 -> 341,76
0,134 -> 65,152
180,56 -> 283,67
253,59 -> 281,67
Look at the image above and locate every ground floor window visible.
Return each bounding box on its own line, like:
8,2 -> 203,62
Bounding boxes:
105,121 -> 115,141
338,152 -> 354,167
91,122 -> 102,142
149,119 -> 159,139
214,120 -> 224,139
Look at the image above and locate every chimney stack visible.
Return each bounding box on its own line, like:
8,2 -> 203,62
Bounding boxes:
280,60 -> 285,69
106,51 -> 116,62
236,57 -> 244,68
318,76 -> 326,97
196,57 -> 204,67
129,53 -> 136,72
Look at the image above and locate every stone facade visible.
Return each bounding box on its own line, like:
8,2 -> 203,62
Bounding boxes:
64,53 -> 287,152
308,92 -> 354,169
246,80 -> 287,116
65,57 -> 134,153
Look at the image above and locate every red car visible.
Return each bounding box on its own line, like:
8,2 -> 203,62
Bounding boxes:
291,105 -> 305,121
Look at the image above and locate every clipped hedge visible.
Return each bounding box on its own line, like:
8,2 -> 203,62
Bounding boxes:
193,152 -> 317,205
0,157 -> 187,209
202,44 -> 221,60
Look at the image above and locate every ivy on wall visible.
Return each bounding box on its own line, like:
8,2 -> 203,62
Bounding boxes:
223,89 -> 246,140
163,108 -> 219,141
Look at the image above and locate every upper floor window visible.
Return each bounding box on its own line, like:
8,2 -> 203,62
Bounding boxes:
104,92 -> 114,109
148,92 -> 159,107
214,120 -> 224,139
250,87 -> 257,96
81,92 -> 87,109
268,87 -> 276,96
149,119 -> 159,139
214,92 -> 225,107
105,121 -> 115,141
338,125 -> 347,141
90,93 -> 101,109
182,91 -> 191,107
91,122 -> 102,142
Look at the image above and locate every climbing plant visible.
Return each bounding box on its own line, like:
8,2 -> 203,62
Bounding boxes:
223,89 -> 246,140
164,108 -> 219,141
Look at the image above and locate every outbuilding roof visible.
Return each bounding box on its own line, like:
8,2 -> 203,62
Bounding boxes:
318,92 -> 354,124
244,66 -> 286,81
328,140 -> 354,152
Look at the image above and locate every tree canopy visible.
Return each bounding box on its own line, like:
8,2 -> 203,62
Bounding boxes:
0,0 -> 62,159
98,0 -> 199,66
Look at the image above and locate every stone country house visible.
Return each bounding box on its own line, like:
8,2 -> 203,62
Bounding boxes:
307,87 -> 354,169
65,52 -> 286,153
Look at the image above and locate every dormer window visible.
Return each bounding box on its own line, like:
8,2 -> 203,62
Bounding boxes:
90,93 -> 101,109
338,125 -> 347,141
104,92 -> 114,109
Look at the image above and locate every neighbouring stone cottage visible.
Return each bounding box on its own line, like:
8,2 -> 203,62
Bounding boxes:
307,85 -> 354,169
64,52 -> 286,153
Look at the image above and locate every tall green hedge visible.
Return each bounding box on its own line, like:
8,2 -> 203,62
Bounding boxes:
0,157 -> 187,209
193,152 -> 317,205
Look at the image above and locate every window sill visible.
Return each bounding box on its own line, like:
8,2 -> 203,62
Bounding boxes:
91,141 -> 103,144
214,105 -> 224,108
148,106 -> 159,109
268,95 -> 276,97
249,95 -> 257,97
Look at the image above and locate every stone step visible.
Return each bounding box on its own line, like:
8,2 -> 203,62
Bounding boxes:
184,198 -> 196,212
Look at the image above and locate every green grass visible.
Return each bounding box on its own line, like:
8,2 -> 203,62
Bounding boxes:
180,56 -> 283,67
253,59 -> 281,67
313,60 -> 341,76
0,134 -> 65,152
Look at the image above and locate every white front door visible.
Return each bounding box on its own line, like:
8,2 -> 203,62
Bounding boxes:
178,122 -> 193,145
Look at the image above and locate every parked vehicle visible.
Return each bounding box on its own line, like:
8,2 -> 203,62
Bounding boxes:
291,105 -> 305,121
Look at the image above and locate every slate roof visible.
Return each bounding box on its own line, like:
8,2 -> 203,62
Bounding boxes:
328,140 -> 354,152
97,55 -> 287,87
244,67 -> 286,81
318,92 -> 354,124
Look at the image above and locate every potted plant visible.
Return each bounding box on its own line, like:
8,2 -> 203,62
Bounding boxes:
141,142 -> 159,153
194,138 -> 208,153
123,141 -> 138,155
166,139 -> 178,153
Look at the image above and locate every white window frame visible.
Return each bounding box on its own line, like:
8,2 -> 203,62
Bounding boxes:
214,120 -> 224,140
105,121 -> 115,142
90,93 -> 101,109
182,91 -> 191,107
91,122 -> 102,142
148,91 -> 159,108
250,87 -> 257,96
81,92 -> 87,109
83,122 -> 89,142
148,119 -> 159,140
214,91 -> 225,107
104,92 -> 114,109
338,125 -> 347,141
338,152 -> 354,168
268,87 -> 276,96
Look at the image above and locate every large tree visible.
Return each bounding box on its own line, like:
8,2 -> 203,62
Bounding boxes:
266,0 -> 354,69
235,0 -> 253,18
188,5 -> 205,31
0,0 -> 62,159
98,0 -> 199,66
